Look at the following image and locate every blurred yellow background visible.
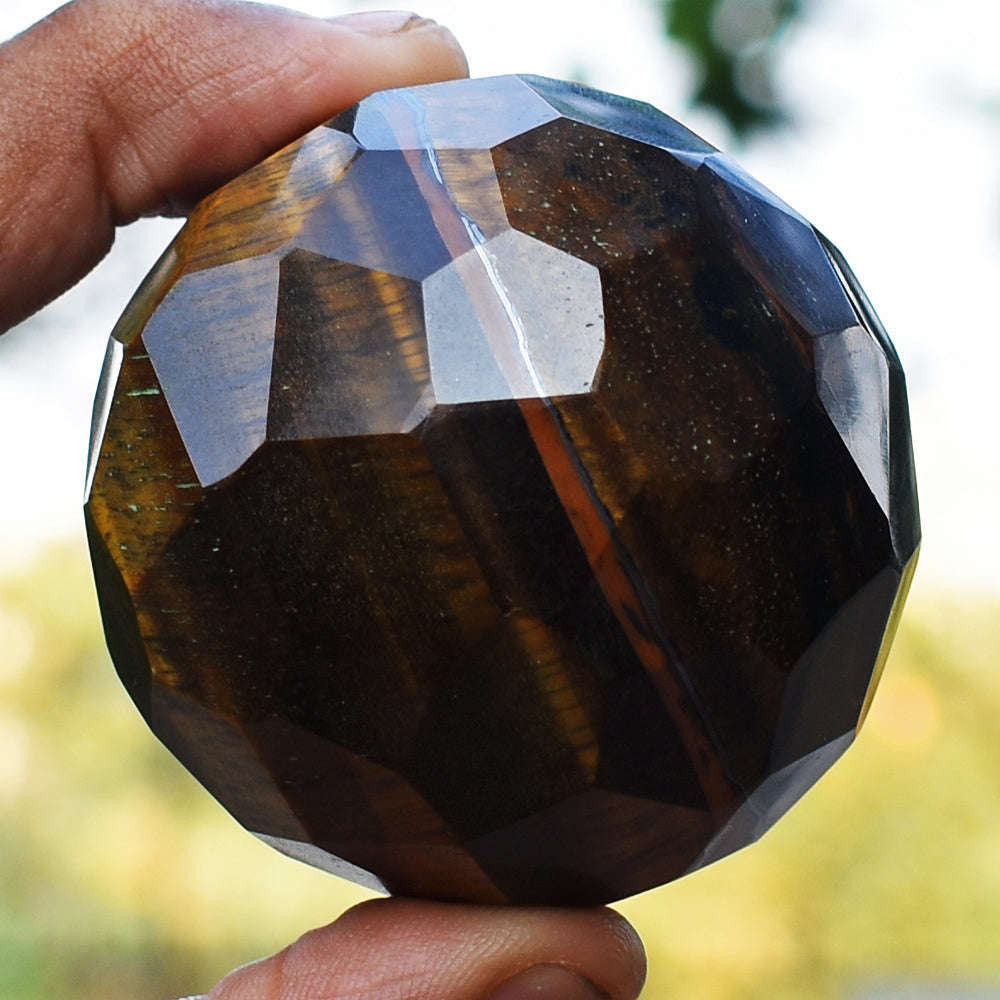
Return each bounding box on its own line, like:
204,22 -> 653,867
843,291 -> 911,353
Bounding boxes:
3,542 -> 998,999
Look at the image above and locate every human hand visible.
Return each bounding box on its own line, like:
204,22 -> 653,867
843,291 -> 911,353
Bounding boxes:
0,0 -> 468,332
0,2 -> 647,997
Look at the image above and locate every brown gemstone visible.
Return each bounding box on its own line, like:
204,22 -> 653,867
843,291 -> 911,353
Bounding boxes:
85,75 -> 920,906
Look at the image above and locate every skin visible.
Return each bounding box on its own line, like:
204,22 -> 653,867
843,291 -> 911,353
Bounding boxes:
0,2 -> 647,997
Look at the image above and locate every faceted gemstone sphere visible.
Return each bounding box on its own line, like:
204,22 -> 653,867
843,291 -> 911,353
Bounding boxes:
85,75 -> 920,906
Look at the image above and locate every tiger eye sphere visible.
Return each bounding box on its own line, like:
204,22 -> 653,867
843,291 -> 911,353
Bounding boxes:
85,75 -> 919,906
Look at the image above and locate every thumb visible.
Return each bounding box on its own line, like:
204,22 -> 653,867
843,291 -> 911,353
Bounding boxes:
0,0 -> 467,330
207,899 -> 646,1000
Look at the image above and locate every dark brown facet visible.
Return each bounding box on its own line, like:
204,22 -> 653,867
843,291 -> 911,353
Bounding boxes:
267,252 -> 429,439
85,75 -> 920,906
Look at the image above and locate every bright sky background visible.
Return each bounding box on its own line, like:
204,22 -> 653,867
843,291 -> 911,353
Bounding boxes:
1,0 -> 998,598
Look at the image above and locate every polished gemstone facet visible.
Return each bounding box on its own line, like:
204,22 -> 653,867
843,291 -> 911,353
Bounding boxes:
85,75 -> 920,906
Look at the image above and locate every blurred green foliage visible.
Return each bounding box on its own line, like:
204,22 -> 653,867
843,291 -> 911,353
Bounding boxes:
660,0 -> 801,136
1,542 -> 999,998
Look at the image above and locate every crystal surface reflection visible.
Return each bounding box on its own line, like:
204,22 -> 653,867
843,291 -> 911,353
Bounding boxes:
85,75 -> 920,906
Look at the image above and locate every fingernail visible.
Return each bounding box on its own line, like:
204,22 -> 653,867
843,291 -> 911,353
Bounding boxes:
340,10 -> 435,35
487,965 -> 609,1000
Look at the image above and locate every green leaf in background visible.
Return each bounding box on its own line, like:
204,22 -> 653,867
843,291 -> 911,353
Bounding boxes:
661,0 -> 802,136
